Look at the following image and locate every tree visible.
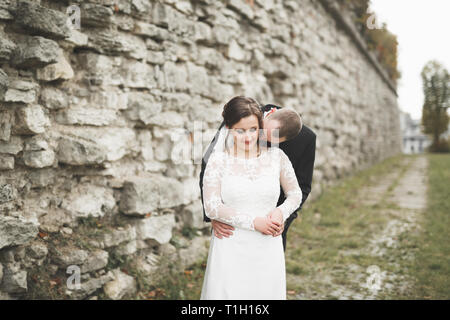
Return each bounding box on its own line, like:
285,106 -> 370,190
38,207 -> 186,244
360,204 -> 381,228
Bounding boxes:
421,60 -> 450,152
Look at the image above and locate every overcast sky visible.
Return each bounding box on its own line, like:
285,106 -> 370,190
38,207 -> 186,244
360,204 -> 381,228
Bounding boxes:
370,0 -> 450,120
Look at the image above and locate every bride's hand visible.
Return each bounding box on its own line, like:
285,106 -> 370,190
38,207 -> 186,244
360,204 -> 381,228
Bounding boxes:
253,216 -> 281,235
267,208 -> 283,225
267,209 -> 284,237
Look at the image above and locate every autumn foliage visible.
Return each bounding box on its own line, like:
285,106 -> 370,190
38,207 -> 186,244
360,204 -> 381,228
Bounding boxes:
337,0 -> 401,84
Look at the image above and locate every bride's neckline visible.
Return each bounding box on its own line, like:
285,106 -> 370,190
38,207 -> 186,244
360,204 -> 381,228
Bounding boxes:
224,147 -> 269,160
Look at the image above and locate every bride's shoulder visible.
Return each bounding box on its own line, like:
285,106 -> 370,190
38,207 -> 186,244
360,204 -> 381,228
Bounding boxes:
267,147 -> 283,155
267,147 -> 289,160
208,150 -> 226,162
264,147 -> 279,159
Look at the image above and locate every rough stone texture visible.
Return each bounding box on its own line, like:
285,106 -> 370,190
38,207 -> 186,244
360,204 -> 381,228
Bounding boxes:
103,268 -> 137,300
181,201 -> 207,230
0,68 -> 8,100
0,34 -> 16,62
23,149 -> 55,168
0,184 -> 17,204
119,177 -> 160,216
36,49 -> 74,82
0,154 -> 14,170
26,241 -> 48,260
56,127 -> 138,165
55,107 -> 118,126
124,92 -> 162,124
13,0 -> 71,40
80,250 -> 109,274
13,104 -> 51,135
0,216 -> 39,250
0,269 -> 28,293
39,87 -> 69,110
79,3 -> 114,28
4,79 -> 38,104
0,0 -> 401,299
178,236 -> 210,269
0,136 -> 23,155
119,176 -> 184,216
101,225 -> 137,249
11,36 -> 59,69
60,184 -> 116,218
51,247 -> 89,267
134,214 -> 176,244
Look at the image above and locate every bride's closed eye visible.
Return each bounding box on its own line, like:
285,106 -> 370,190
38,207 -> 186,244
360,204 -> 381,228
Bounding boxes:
235,128 -> 257,134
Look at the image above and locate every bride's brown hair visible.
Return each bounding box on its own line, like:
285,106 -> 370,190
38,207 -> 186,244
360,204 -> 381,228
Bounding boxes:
222,96 -> 263,129
222,96 -> 264,153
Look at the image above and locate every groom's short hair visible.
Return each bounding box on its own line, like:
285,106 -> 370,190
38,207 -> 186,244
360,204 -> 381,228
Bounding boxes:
269,108 -> 302,141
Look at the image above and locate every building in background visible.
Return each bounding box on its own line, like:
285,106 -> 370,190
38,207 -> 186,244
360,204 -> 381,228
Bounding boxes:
399,111 -> 431,154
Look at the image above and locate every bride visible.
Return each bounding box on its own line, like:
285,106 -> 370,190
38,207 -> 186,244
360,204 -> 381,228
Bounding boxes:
200,96 -> 302,300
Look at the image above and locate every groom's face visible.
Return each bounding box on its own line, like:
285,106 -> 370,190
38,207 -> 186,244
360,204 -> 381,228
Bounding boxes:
262,118 -> 286,144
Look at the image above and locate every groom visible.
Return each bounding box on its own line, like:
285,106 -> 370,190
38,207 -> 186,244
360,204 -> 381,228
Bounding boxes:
199,104 -> 316,251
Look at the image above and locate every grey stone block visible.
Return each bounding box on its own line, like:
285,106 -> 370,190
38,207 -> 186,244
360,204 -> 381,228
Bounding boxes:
0,36 -> 16,62
11,36 -> 59,69
14,0 -> 71,40
0,215 -> 39,250
0,68 -> 8,100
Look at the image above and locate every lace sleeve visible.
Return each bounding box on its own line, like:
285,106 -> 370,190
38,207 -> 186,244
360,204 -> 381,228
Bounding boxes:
276,149 -> 302,221
203,151 -> 255,231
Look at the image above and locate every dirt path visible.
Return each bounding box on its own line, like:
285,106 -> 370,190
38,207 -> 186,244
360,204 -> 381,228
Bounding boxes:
289,156 -> 428,300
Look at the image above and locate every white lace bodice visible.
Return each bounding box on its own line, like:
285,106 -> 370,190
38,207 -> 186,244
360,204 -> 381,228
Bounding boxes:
203,147 -> 302,231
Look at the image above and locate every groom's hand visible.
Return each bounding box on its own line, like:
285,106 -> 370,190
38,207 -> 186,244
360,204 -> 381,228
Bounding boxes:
211,220 -> 234,239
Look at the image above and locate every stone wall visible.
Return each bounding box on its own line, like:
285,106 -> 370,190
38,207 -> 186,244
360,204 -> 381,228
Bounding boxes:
0,0 -> 402,299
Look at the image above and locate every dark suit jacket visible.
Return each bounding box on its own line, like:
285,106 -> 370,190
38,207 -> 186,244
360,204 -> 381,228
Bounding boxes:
199,104 -> 316,223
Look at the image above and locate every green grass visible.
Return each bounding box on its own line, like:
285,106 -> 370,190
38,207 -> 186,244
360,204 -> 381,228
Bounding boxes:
285,154 -> 413,299
408,153 -> 450,299
285,153 -> 450,300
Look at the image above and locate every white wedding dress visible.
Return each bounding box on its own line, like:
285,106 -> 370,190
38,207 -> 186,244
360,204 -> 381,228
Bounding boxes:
200,147 -> 302,300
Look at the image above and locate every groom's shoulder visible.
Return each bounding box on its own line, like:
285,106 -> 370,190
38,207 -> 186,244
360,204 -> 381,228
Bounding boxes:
288,125 -> 316,147
299,125 -> 316,141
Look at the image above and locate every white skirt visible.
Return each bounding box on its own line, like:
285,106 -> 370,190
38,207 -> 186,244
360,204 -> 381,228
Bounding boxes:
200,228 -> 286,300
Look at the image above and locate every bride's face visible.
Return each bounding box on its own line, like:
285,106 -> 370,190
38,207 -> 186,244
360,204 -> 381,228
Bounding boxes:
228,115 -> 260,152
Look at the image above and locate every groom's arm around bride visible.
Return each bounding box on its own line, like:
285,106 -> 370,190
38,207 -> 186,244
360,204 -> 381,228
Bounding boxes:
199,103 -> 316,250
